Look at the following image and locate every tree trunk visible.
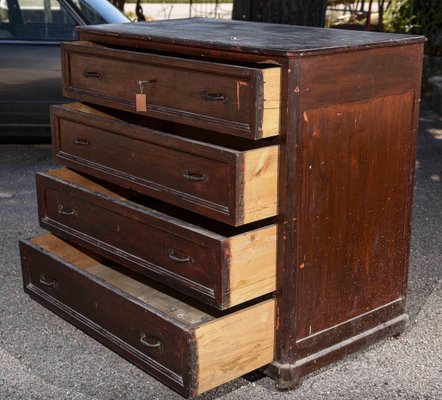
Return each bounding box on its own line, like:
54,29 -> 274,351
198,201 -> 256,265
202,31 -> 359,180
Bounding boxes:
232,0 -> 327,27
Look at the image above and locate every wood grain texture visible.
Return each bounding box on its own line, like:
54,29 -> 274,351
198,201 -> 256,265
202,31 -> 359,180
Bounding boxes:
299,44 -> 422,108
21,234 -> 275,397
36,168 -> 277,309
261,67 -> 282,137
47,168 -> 126,200
242,145 -> 279,224
271,42 -> 423,388
61,41 -> 281,139
77,18 -> 424,57
264,313 -> 407,385
23,19 -> 425,395
20,236 -> 192,395
31,234 -> 215,325
271,56 -> 300,387
294,299 -> 405,358
195,299 -> 275,394
31,232 -> 102,269
295,91 -> 415,339
51,103 -> 278,226
228,224 -> 277,307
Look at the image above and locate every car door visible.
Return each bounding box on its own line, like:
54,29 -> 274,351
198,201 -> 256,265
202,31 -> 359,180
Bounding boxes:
0,0 -> 128,129
0,0 -> 83,127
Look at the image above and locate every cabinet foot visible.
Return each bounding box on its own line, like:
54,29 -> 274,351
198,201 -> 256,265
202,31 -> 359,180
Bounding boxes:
262,362 -> 302,391
262,313 -> 408,391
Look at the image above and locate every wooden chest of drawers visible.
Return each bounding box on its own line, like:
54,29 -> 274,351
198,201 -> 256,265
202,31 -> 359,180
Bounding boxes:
20,18 -> 424,397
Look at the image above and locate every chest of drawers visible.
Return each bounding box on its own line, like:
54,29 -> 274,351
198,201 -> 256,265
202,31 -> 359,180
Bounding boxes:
20,18 -> 424,397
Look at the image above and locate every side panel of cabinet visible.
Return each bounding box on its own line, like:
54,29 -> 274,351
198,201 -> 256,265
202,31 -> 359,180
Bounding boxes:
272,43 -> 423,384
294,44 -> 423,343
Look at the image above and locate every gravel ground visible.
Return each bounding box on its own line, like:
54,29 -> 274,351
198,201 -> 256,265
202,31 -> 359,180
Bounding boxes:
0,104 -> 440,399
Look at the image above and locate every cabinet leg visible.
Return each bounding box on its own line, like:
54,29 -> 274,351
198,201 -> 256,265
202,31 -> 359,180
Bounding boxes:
262,362 -> 302,391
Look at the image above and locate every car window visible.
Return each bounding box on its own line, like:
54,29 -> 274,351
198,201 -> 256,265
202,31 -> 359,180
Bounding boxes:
0,0 -> 78,40
69,0 -> 127,25
69,0 -> 106,24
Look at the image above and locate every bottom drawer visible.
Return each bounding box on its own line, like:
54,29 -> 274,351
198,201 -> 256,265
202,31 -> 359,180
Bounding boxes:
20,233 -> 275,397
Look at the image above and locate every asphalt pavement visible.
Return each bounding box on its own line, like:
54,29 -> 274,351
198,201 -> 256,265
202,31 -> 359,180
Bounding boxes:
0,102 -> 441,399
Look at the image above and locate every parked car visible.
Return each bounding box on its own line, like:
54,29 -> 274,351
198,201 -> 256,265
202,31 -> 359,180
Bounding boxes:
0,0 -> 129,134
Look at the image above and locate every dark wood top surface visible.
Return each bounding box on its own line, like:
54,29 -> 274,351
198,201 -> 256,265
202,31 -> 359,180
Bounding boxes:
77,18 -> 424,57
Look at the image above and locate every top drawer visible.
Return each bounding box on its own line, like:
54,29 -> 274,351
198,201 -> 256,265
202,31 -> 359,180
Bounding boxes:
61,41 -> 281,140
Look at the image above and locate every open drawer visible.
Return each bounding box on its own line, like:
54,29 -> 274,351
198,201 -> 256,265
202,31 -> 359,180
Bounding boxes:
61,41 -> 281,140
20,234 -> 275,397
36,168 -> 277,309
51,103 -> 278,226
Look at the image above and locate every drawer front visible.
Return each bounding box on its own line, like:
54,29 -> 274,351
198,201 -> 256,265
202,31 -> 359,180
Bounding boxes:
38,182 -> 220,302
57,118 -> 231,207
51,104 -> 278,226
61,41 -> 281,139
20,239 -> 190,394
36,168 -> 277,310
20,234 -> 275,397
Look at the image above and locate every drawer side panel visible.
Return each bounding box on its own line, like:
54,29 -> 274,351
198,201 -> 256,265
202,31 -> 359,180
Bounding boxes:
194,299 -> 275,394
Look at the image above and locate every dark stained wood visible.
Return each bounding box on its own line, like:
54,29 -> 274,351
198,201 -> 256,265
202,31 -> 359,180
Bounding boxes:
61,41 -> 281,140
294,299 -> 406,358
77,18 -> 424,58
50,103 -> 278,226
271,42 -> 424,388
298,44 -> 423,109
20,236 -> 193,396
271,56 -> 300,389
35,168 -> 277,309
20,234 -> 275,397
296,92 -> 415,338
19,19 -> 425,396
263,312 -> 407,384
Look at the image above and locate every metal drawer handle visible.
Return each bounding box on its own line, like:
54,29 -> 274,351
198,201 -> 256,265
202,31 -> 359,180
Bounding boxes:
202,90 -> 228,103
168,249 -> 194,264
140,334 -> 161,349
182,170 -> 207,183
39,274 -> 56,288
57,204 -> 77,217
73,138 -> 90,146
82,70 -> 102,79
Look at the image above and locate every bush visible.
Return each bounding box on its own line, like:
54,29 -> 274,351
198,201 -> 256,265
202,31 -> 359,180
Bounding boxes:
385,0 -> 442,55
384,0 -> 415,33
416,0 -> 442,55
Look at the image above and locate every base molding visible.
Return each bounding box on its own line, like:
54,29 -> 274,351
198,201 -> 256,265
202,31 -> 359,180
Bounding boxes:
263,314 -> 408,390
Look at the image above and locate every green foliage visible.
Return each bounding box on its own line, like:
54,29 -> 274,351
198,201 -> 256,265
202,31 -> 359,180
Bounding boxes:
415,0 -> 442,55
384,0 -> 415,33
384,0 -> 442,55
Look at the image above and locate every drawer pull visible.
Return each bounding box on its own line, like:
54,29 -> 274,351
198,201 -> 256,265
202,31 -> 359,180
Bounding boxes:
202,90 -> 228,103
57,204 -> 77,217
82,70 -> 102,79
39,274 -> 57,288
182,171 -> 207,183
73,138 -> 90,146
140,334 -> 161,349
168,249 -> 194,264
